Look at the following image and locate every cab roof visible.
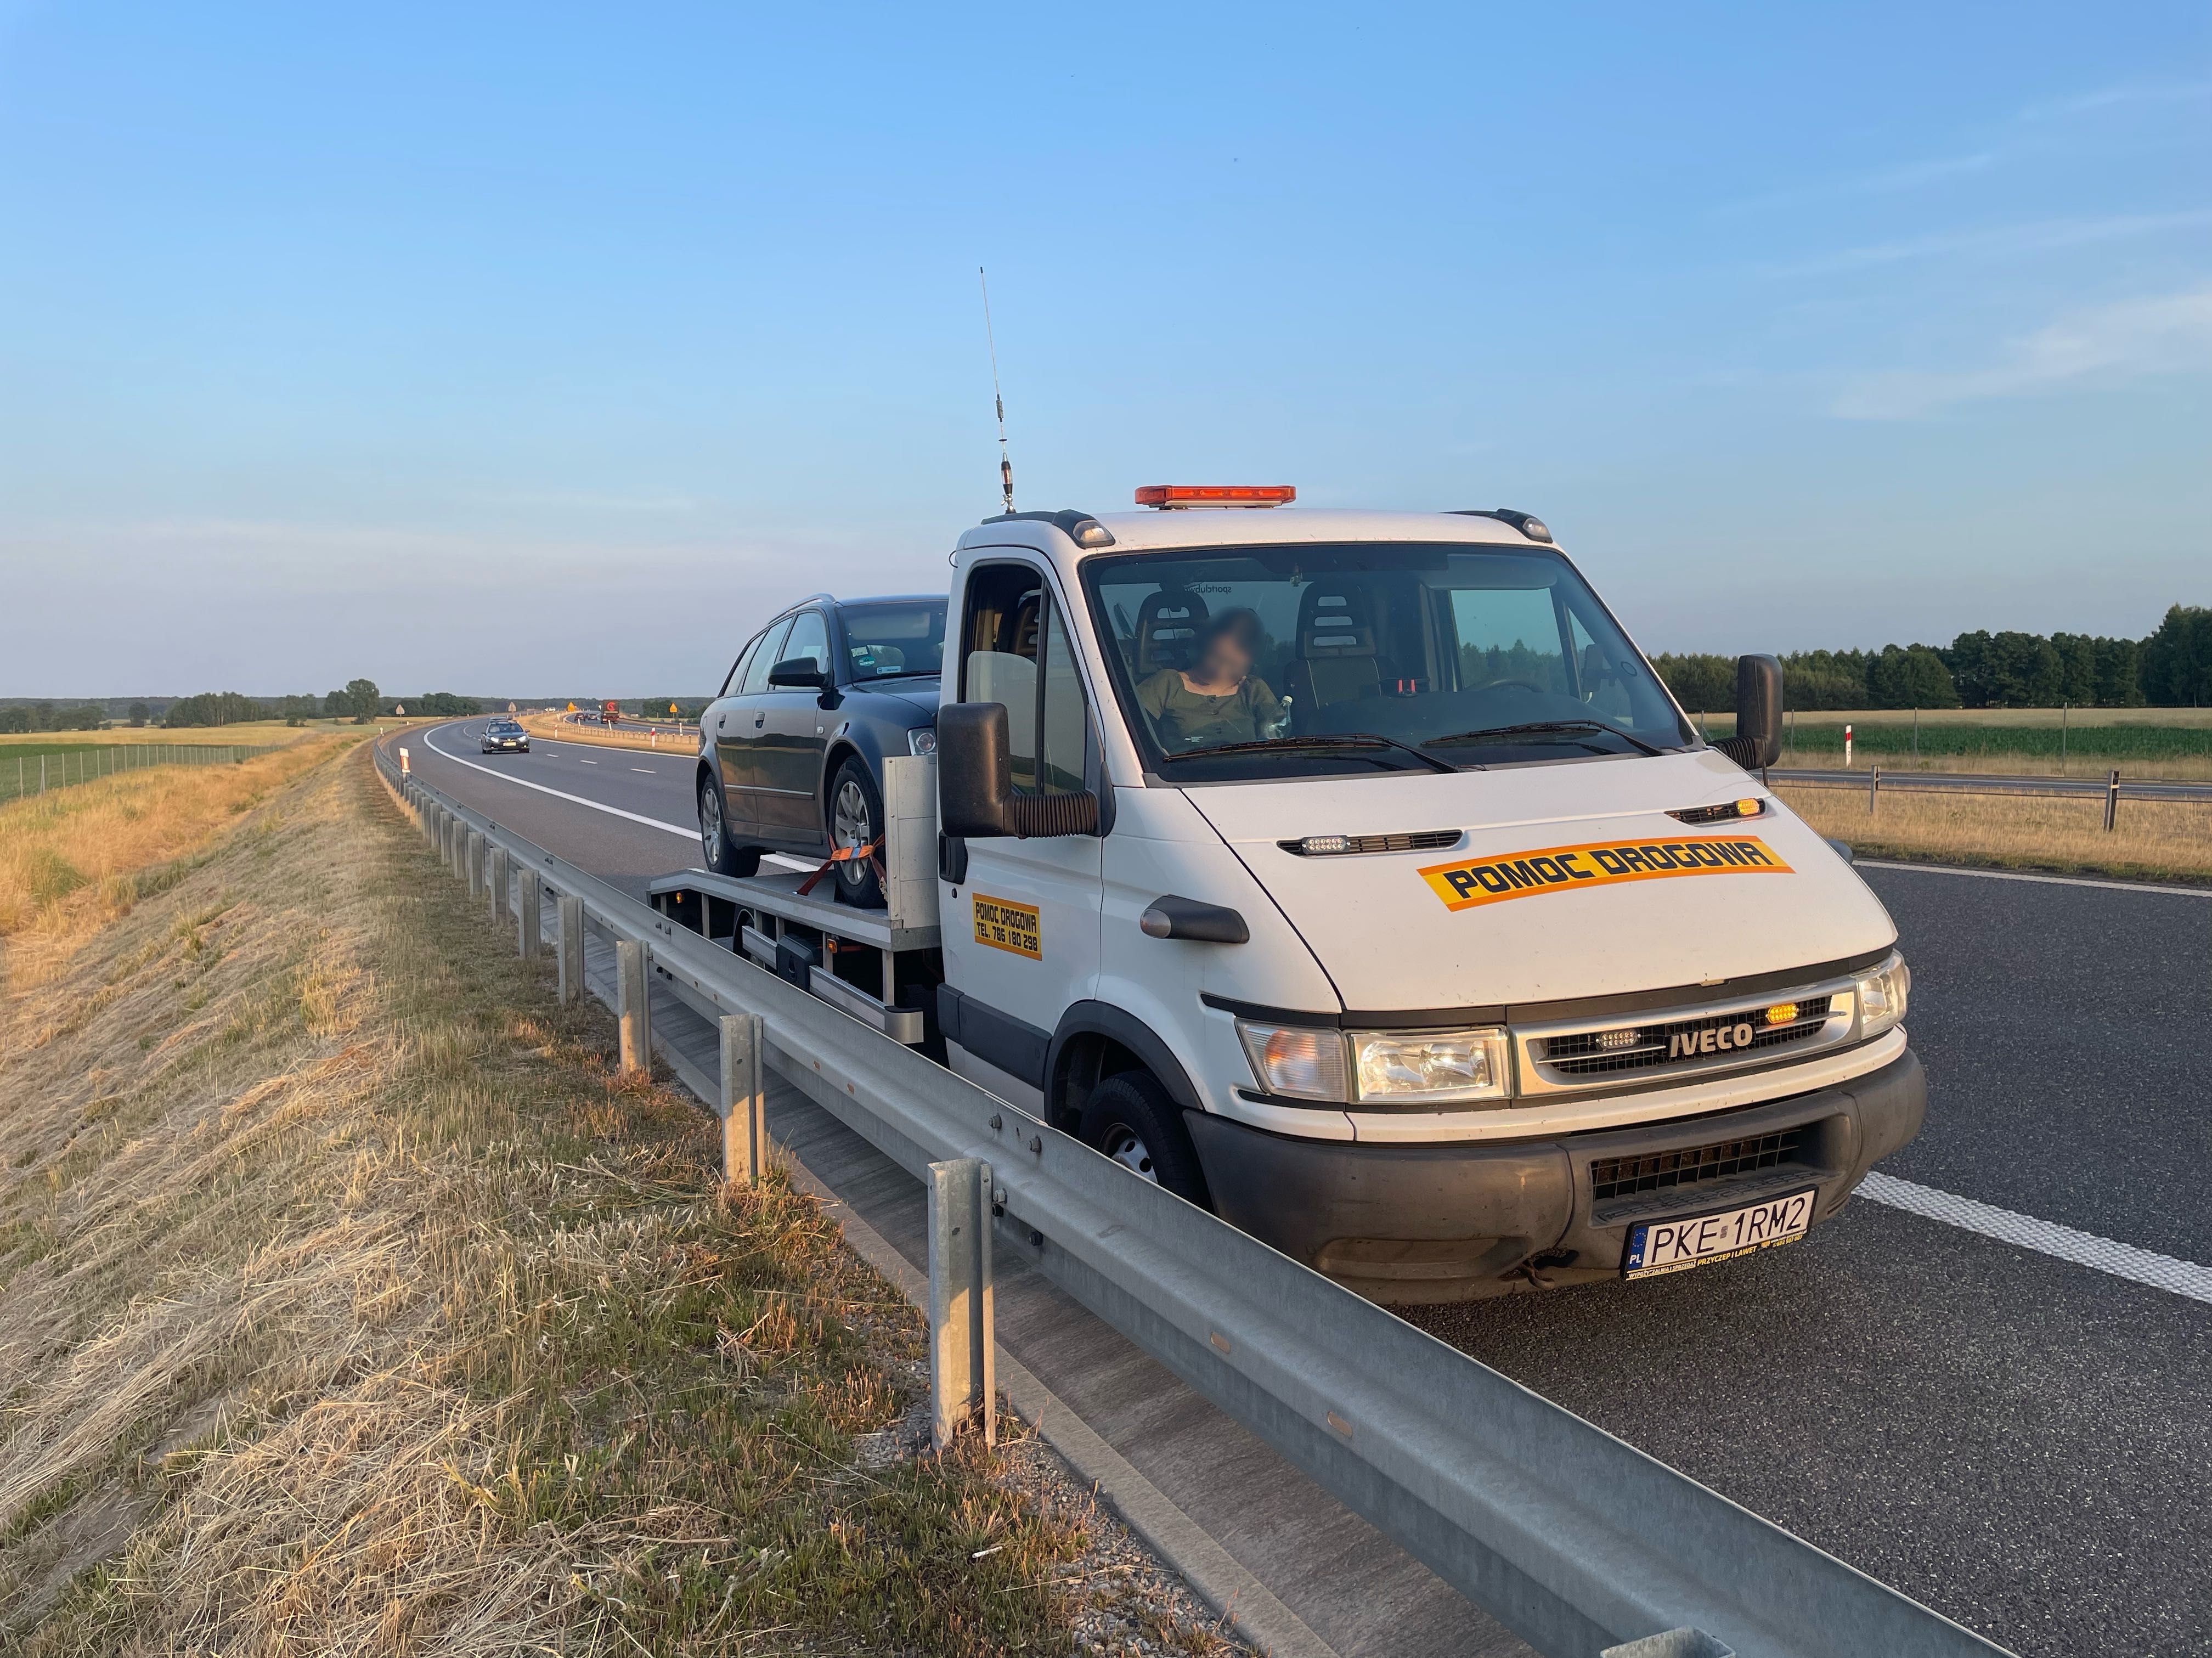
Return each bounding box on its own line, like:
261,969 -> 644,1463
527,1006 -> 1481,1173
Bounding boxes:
955,506 -> 1551,560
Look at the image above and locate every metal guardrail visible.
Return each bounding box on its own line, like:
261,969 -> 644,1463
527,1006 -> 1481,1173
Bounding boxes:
1772,766 -> 2212,828
375,744 -> 2014,1658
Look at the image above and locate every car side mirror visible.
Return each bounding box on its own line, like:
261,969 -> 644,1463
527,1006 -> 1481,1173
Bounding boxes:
766,658 -> 830,690
937,702 -> 1099,839
1716,653 -> 1783,771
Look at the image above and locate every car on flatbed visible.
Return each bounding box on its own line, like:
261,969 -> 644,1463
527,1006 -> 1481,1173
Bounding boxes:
676,489 -> 1923,1304
696,593 -> 946,906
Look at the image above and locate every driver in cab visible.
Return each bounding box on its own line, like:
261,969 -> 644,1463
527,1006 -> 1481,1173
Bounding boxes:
1138,608 -> 1287,750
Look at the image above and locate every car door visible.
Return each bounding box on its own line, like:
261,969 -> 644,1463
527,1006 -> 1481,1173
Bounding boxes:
756,608 -> 832,842
718,614 -> 792,836
940,561 -> 1104,1104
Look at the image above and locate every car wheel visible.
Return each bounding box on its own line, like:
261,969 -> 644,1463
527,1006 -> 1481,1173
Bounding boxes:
698,775 -> 760,877
828,757 -> 886,909
1077,1072 -> 1211,1206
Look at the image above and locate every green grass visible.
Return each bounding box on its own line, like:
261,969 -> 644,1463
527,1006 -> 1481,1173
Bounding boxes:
0,744 -> 283,804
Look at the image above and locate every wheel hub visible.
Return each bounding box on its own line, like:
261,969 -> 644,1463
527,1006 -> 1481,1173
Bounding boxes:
833,780 -> 871,883
1100,1124 -> 1156,1181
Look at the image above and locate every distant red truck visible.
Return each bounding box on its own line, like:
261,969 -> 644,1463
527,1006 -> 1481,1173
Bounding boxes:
599,700 -> 622,725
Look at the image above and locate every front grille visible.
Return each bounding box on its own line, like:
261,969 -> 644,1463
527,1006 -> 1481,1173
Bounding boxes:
1278,830 -> 1463,856
1539,995 -> 1833,1079
1592,1126 -> 1810,1202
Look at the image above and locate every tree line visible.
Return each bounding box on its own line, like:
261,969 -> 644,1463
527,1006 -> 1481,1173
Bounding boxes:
1654,604 -> 2211,713
159,683 -> 483,728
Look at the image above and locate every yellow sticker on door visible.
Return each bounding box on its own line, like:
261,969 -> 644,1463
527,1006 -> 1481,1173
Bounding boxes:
1418,834 -> 1794,912
973,893 -> 1042,959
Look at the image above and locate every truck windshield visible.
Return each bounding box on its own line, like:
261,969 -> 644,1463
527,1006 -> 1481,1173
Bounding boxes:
1082,543 -> 1691,780
840,600 -> 946,681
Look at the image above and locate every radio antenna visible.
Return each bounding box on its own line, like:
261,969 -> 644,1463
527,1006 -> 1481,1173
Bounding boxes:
979,266 -> 1014,515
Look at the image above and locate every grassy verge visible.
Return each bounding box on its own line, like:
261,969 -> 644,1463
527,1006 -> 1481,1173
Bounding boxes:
0,746 -> 1235,1656
1695,715 -> 2212,778
1778,783 -> 2211,884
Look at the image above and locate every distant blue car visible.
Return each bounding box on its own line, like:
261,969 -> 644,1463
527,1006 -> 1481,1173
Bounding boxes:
696,593 -> 943,907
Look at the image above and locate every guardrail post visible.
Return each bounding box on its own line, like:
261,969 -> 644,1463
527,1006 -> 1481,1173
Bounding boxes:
2104,768 -> 2120,832
1602,1630 -> 1735,1658
617,938 -> 651,1075
465,829 -> 485,897
486,845 -> 508,921
556,895 -> 584,1003
928,1157 -> 995,1451
518,873 -> 542,961
1868,764 -> 1880,816
719,1013 -> 766,1186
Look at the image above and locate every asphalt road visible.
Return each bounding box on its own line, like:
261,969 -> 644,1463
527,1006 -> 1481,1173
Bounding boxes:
389,719 -> 2212,1657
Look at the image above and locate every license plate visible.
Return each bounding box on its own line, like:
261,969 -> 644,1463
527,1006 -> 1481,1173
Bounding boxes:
1622,1187 -> 1816,1279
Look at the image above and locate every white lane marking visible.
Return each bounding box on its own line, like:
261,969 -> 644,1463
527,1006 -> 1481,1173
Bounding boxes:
579,758 -> 597,764
631,767 -> 656,774
419,729 -> 696,840
1857,860 -> 2212,898
1858,1172 -> 2212,1304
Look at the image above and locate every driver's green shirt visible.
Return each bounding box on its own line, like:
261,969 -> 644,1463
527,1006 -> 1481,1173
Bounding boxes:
1137,669 -> 1286,750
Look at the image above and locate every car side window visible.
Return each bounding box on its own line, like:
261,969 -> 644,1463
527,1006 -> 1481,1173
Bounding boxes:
740,618 -> 794,694
781,610 -> 830,674
961,562 -> 1087,797
722,633 -> 763,697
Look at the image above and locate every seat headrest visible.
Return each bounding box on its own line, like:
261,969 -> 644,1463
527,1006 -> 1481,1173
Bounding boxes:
1296,588 -> 1375,658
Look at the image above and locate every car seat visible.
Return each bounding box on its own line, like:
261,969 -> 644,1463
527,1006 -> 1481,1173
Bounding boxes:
1133,588 -> 1210,678
1286,584 -> 1380,709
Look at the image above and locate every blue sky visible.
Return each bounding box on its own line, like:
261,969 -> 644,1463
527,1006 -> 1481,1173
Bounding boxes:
2,2 -> 2206,696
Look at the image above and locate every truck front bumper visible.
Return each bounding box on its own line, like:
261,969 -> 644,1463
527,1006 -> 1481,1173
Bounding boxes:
1183,1046 -> 1926,1304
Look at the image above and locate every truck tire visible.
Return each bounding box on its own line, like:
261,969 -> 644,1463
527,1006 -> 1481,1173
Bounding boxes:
828,757 -> 887,910
698,776 -> 759,878
1079,1072 -> 1210,1208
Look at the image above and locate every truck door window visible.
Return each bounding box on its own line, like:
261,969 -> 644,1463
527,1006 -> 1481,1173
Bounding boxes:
963,563 -> 1088,796
740,618 -> 793,694
1448,586 -> 1569,697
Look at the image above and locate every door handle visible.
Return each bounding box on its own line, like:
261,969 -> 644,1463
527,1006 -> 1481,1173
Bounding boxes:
753,714 -> 766,729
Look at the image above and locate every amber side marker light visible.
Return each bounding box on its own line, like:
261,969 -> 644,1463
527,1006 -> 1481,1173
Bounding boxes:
1764,1002 -> 1800,1026
1136,484 -> 1296,509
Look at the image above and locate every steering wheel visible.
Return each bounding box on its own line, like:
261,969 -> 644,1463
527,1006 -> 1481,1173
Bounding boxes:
1478,678 -> 1547,695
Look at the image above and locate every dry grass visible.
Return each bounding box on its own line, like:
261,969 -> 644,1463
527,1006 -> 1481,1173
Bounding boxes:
0,748 -> 1238,1656
516,715 -> 698,755
0,726 -> 328,748
1778,784 -> 2212,884
0,736 -> 360,982
1770,749 -> 2212,782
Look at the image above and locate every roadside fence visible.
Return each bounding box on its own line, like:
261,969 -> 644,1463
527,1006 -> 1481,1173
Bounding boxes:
373,739 -> 2015,1658
1,742 -> 283,805
1769,765 -> 2210,831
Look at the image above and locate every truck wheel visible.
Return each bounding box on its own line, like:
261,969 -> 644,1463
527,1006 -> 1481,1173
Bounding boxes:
1079,1073 -> 1210,1207
828,758 -> 887,909
698,776 -> 759,878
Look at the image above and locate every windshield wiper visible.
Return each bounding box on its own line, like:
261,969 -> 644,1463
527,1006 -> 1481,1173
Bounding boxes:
1157,733 -> 1459,775
1421,719 -> 1665,758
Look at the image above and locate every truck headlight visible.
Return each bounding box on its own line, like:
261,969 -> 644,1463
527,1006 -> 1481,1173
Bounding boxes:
1853,953 -> 1910,1039
1351,1029 -> 1511,1105
1236,1023 -> 1348,1102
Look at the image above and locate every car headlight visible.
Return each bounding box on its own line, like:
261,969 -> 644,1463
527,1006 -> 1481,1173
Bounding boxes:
1236,1022 -> 1349,1102
1854,953 -> 1910,1039
1351,1028 -> 1511,1105
1236,1022 -> 1513,1106
907,728 -> 938,756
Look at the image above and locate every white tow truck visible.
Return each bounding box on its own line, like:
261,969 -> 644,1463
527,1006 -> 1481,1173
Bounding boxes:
654,486 -> 1923,1302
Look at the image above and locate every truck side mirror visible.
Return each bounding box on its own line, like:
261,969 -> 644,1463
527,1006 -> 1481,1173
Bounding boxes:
938,702 -> 1013,837
937,702 -> 1101,839
1716,653 -> 1783,771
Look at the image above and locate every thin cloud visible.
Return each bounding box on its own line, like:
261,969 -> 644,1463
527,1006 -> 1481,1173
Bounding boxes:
2017,77 -> 2212,122
1833,284 -> 2212,419
1765,208 -> 2212,278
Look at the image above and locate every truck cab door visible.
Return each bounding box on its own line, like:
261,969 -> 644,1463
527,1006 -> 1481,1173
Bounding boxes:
940,561 -> 1104,1111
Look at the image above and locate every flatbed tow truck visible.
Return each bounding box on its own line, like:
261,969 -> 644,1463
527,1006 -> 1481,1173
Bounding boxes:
652,488 -> 1923,1303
